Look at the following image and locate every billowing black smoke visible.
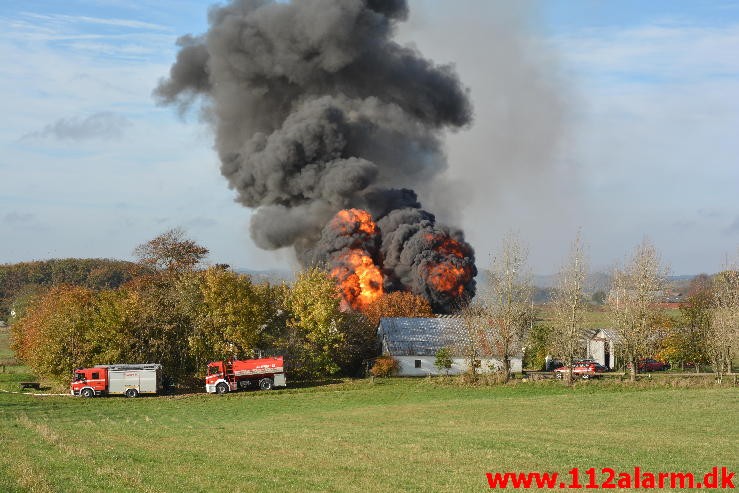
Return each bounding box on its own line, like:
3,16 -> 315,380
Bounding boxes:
155,0 -> 476,312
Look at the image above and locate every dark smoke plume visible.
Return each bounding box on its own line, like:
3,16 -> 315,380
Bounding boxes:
155,0 -> 476,312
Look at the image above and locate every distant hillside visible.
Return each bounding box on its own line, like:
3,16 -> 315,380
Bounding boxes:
0,258 -> 151,320
474,269 -> 699,304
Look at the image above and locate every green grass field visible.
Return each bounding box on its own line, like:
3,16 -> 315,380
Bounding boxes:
1,374 -> 737,493
1,326 -> 737,492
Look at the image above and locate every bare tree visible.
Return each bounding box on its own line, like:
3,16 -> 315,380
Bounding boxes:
459,301 -> 485,380
480,233 -> 534,383
134,228 -> 209,273
707,254 -> 739,382
607,239 -> 668,381
549,233 -> 588,385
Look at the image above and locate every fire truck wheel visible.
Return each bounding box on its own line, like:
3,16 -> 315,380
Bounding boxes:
259,378 -> 273,391
81,388 -> 94,398
215,383 -> 229,395
125,388 -> 139,398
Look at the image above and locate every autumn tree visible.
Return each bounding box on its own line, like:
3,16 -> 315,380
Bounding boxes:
108,273 -> 199,384
708,263 -> 738,381
10,286 -> 96,384
608,239 -> 668,381
185,267 -> 276,375
362,291 -> 433,328
658,275 -> 712,369
370,355 -> 398,378
133,228 -> 208,272
478,233 -> 534,382
282,267 -> 346,378
549,233 -> 588,384
84,289 -> 133,366
682,275 -> 714,337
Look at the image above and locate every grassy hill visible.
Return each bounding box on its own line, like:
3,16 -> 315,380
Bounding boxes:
0,374 -> 736,492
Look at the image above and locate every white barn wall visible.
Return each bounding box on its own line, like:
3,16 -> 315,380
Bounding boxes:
394,356 -> 522,377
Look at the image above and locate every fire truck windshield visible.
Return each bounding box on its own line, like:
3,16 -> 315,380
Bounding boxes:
208,366 -> 220,375
75,373 -> 85,381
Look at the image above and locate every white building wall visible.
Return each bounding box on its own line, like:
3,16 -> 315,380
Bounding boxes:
587,330 -> 617,369
588,339 -> 606,366
394,356 -> 522,376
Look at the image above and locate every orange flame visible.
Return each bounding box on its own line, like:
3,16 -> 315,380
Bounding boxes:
327,209 -> 472,309
421,232 -> 471,297
425,262 -> 467,297
330,208 -> 378,236
331,249 -> 384,310
436,236 -> 466,258
423,233 -> 466,258
328,209 -> 384,311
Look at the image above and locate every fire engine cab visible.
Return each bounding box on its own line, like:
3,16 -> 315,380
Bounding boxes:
205,356 -> 286,394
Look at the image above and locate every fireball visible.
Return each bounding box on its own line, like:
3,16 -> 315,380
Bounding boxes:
329,208 -> 378,236
331,249 -> 384,310
327,209 -> 384,311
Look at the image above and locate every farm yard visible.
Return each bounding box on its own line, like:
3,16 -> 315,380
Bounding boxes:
1,363 -> 737,492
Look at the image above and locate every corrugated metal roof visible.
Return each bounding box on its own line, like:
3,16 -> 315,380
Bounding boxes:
377,317 -> 512,357
378,317 -> 467,356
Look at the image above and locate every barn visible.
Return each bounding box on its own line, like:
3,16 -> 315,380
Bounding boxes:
377,317 -> 523,376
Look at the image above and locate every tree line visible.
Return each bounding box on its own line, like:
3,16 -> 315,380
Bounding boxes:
9,229 -> 432,385
465,233 -> 738,383
0,258 -> 150,320
6,228 -> 737,386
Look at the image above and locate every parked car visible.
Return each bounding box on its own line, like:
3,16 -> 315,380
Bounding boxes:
554,361 -> 609,379
627,358 -> 670,372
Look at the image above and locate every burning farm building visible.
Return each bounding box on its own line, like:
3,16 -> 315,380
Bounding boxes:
155,0 -> 476,313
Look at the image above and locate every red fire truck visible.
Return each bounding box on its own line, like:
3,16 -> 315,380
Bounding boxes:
71,364 -> 163,398
205,356 -> 286,394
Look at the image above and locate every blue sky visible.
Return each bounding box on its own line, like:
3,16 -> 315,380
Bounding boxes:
1,0 -> 737,275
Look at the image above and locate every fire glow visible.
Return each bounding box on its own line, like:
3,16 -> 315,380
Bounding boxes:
331,249 -> 384,311
326,208 -> 383,311
424,262 -> 467,297
326,208 -> 473,312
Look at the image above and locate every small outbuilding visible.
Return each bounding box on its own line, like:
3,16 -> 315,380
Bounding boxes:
585,328 -> 618,369
377,317 -> 523,376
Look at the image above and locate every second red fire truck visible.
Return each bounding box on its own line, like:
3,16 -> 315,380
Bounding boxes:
71,364 -> 163,397
205,356 -> 286,394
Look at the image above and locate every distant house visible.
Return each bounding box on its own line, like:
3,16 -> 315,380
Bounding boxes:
585,328 -> 619,369
377,317 -> 523,376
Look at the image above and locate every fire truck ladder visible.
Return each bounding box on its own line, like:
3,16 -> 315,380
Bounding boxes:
224,360 -> 236,389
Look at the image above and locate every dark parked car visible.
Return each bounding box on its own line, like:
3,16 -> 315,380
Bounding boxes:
627,358 -> 670,372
